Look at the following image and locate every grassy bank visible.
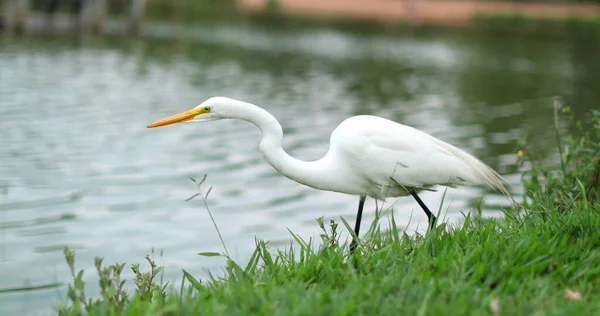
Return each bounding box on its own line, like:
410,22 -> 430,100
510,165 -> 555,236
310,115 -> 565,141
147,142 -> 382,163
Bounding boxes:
144,0 -> 237,22
58,107 -> 600,315
474,13 -> 600,34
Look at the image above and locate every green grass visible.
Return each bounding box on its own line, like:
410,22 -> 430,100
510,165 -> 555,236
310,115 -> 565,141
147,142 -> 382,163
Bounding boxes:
57,107 -> 600,315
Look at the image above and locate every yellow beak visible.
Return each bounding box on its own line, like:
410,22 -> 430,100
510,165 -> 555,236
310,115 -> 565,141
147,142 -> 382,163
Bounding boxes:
147,109 -> 200,128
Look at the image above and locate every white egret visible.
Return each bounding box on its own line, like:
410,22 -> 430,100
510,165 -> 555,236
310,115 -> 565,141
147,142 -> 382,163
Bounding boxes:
147,97 -> 514,251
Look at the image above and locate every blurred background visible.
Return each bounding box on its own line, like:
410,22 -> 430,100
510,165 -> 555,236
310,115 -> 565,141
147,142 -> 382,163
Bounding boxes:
1,0 -> 599,314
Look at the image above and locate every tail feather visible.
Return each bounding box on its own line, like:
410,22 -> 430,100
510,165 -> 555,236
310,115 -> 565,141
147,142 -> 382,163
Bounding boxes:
457,150 -> 520,207
431,138 -> 520,207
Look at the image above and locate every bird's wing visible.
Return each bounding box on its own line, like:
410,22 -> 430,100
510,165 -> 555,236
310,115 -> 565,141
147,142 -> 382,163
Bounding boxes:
330,116 -> 510,197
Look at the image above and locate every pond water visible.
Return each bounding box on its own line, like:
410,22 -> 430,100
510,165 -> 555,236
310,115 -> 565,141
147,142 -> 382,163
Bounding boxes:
1,21 -> 599,315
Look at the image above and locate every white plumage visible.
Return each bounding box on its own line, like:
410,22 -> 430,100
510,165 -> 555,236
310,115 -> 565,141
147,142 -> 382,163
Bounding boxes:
328,115 -> 510,199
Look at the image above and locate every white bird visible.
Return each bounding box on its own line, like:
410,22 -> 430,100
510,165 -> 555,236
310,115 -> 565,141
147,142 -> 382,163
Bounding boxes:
147,97 -> 514,251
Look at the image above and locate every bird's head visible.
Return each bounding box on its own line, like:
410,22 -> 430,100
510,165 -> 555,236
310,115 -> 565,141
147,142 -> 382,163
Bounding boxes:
147,97 -> 242,128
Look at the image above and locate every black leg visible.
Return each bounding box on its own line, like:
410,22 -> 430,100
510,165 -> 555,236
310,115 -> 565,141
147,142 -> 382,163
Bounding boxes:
349,195 -> 366,253
409,190 -> 437,228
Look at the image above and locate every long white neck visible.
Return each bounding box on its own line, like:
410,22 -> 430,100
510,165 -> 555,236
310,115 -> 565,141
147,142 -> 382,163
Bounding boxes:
234,101 -> 334,191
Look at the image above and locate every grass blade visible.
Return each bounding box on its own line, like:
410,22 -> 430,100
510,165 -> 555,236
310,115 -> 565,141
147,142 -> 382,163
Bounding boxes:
197,252 -> 222,257
182,269 -> 202,292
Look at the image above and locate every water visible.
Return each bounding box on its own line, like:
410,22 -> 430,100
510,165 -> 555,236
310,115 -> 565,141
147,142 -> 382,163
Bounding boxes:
1,22 -> 599,315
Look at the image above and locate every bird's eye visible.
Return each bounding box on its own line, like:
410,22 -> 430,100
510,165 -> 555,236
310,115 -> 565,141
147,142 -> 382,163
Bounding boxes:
205,106 -> 211,112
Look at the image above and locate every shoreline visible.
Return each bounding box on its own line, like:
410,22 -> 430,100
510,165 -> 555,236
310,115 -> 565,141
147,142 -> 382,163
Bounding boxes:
237,0 -> 600,27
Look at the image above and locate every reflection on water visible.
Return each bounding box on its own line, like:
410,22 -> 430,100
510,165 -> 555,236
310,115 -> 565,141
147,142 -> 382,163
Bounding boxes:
1,22 -> 599,315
